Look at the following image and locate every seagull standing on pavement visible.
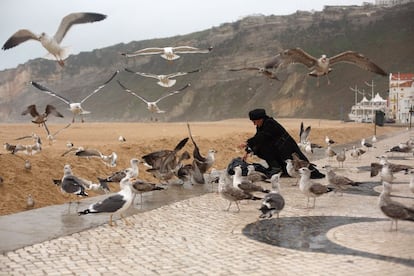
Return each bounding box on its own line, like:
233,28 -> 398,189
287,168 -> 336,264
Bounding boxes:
79,170 -> 135,227
336,148 -> 346,168
378,181 -> 414,231
361,138 -> 375,150
2,12 -> 107,66
325,136 -> 335,146
350,145 -> 365,160
259,173 -> 284,219
30,70 -> 119,122
409,170 -> 414,194
323,165 -> 360,195
285,159 -> 300,186
298,167 -> 333,208
60,164 -> 89,213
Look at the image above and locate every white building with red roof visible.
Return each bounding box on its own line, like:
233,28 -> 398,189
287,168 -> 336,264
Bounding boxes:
388,73 -> 414,123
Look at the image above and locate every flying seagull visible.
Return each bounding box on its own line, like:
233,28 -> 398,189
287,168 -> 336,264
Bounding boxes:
228,66 -> 279,80
21,104 -> 63,125
30,70 -> 118,122
2,12 -> 107,67
265,48 -> 387,86
124,68 -> 200,87
117,80 -> 190,114
121,46 -> 213,61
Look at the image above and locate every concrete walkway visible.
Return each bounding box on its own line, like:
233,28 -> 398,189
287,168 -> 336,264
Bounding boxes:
1,129 -> 413,275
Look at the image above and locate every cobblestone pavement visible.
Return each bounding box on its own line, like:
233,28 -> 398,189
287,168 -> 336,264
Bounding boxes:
1,129 -> 414,275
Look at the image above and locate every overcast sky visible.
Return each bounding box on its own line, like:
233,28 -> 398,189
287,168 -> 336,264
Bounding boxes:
0,0 -> 368,70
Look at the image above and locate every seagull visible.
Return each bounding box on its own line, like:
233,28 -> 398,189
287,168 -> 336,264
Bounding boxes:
323,165 -> 360,195
124,68 -> 200,87
409,170 -> 414,194
259,172 -> 284,219
98,158 -> 141,184
121,46 -> 213,61
118,136 -> 126,142
218,170 -> 261,212
378,181 -> 414,231
326,146 -> 337,160
246,165 -> 269,183
264,48 -> 387,86
30,70 -> 119,122
350,145 -> 366,160
228,66 -> 279,80
24,160 -> 32,170
370,155 -> 412,178
75,148 -> 118,167
187,122 -> 216,174
131,178 -> 165,205
298,167 -> 333,208
21,104 -> 63,126
26,194 -> 35,209
60,164 -> 89,213
325,136 -> 335,145
2,13 -> 106,67
117,80 -> 190,114
233,166 -> 270,196
285,159 -> 300,186
45,123 -> 72,145
78,170 -> 135,227
336,148 -> 346,168
361,138 -> 375,150
299,122 -> 311,147
2,12 -> 107,66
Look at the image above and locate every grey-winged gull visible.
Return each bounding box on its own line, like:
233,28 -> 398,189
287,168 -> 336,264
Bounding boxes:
78,170 -> 135,227
2,12 -> 107,66
218,170 -> 261,212
298,167 -> 333,208
361,138 -> 375,150
30,70 -> 119,122
121,46 -> 213,61
259,172 -> 284,219
233,166 -> 270,196
124,68 -> 200,87
264,48 -> 387,86
379,181 -> 414,231
285,159 -> 300,186
117,80 -> 190,114
61,164 -> 89,213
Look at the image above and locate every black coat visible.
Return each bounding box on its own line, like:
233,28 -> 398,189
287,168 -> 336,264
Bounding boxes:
246,116 -> 309,174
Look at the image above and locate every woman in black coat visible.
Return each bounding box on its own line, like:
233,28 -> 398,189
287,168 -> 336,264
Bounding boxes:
242,108 -> 325,179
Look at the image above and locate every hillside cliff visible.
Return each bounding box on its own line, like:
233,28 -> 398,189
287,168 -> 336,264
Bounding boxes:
1,3 -> 413,122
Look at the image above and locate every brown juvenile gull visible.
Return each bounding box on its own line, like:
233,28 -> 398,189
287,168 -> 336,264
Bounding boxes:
247,165 -> 269,183
124,68 -> 200,87
2,13 -> 106,67
378,181 -> 414,231
298,167 -> 333,208
228,66 -> 279,80
218,170 -> 261,212
259,172 -> 284,219
323,165 -> 360,195
131,178 -> 165,205
370,155 -> 412,177
264,48 -> 387,86
30,70 -> 118,122
117,80 -> 190,114
121,46 -> 213,61
78,170 -> 135,227
21,104 -> 63,126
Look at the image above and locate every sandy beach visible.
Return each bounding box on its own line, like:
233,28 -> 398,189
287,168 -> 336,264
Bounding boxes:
0,118 -> 402,215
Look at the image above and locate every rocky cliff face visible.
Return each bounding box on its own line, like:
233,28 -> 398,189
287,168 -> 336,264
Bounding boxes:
1,3 -> 413,122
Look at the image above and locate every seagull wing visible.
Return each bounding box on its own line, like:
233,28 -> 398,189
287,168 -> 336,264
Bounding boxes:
75,149 -> 102,158
154,84 -> 190,103
172,46 -> 212,53
45,104 -> 64,117
122,47 -> 165,57
187,122 -> 206,162
117,80 -> 149,104
30,81 -> 71,104
21,105 -> 39,117
54,12 -> 107,44
2,29 -> 39,50
166,69 -> 200,78
329,51 -> 387,76
52,123 -> 72,136
80,70 -> 118,103
228,67 -> 262,72
299,122 -> 311,144
270,48 -> 317,69
124,68 -> 160,80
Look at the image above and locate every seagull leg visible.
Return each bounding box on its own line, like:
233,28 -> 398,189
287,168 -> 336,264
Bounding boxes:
235,201 -> 240,212
120,214 -> 130,226
226,202 -> 232,211
313,197 -> 316,208
109,214 -> 114,227
326,75 -> 331,85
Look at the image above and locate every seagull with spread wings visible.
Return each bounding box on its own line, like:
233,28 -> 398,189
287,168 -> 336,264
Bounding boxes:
228,66 -> 279,80
121,46 -> 213,61
117,80 -> 190,114
264,48 -> 387,86
124,68 -> 200,87
21,104 -> 63,125
2,12 -> 107,67
30,70 -> 118,122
